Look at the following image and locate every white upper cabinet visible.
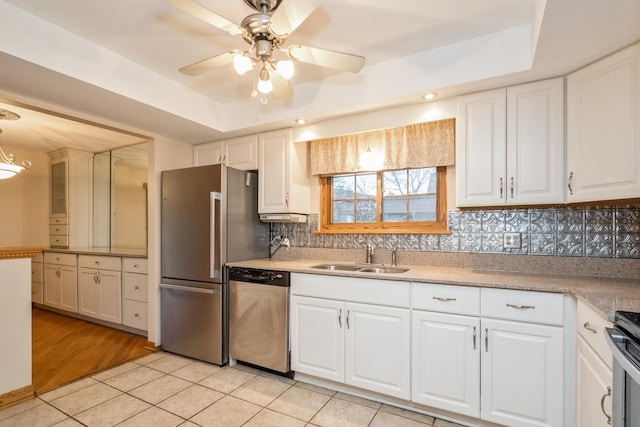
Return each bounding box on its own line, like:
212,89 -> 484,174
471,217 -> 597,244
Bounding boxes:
567,43 -> 640,202
258,128 -> 310,214
194,135 -> 258,170
456,78 -> 565,206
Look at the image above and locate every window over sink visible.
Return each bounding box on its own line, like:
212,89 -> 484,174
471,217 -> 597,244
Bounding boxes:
318,166 -> 448,234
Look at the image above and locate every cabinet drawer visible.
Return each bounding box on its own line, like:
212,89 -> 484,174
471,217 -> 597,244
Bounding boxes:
123,272 -> 148,302
123,299 -> 148,330
49,235 -> 69,248
44,252 -> 77,266
79,255 -> 121,271
49,224 -> 69,236
49,216 -> 68,225
412,283 -> 480,315
481,288 -> 564,325
577,300 -> 613,369
122,258 -> 148,274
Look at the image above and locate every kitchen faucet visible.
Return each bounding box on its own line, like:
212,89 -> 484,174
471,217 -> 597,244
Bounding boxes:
366,243 -> 375,264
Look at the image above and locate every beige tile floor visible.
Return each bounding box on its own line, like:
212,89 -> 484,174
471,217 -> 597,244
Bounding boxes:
0,352 -> 466,427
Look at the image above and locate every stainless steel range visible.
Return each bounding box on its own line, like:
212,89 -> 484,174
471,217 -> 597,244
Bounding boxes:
606,311 -> 640,427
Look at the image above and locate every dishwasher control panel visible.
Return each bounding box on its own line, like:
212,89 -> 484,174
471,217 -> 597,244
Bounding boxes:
228,267 -> 290,287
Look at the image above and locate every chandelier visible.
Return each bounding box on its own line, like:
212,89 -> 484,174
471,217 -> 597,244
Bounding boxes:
0,109 -> 31,179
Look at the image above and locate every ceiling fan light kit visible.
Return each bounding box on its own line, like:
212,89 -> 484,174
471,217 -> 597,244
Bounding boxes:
167,0 -> 365,103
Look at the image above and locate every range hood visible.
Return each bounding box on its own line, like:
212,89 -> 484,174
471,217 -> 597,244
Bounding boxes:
259,213 -> 307,223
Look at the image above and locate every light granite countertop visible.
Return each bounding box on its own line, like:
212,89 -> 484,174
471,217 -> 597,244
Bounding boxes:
44,247 -> 147,258
227,257 -> 640,322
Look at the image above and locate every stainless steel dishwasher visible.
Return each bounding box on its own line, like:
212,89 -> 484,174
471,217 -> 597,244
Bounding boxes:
228,267 -> 291,375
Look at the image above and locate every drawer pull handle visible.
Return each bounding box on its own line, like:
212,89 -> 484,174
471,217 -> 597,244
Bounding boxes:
338,309 -> 342,328
583,322 -> 597,334
601,386 -> 611,425
433,296 -> 457,302
506,303 -> 535,310
346,310 -> 351,329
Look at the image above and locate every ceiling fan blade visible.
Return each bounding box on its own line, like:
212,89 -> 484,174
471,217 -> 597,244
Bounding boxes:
269,0 -> 324,37
270,72 -> 292,99
165,0 -> 244,35
179,51 -> 235,75
289,45 -> 365,73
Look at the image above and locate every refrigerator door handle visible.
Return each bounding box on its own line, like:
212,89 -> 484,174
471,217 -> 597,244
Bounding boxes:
160,283 -> 219,295
211,191 -> 222,279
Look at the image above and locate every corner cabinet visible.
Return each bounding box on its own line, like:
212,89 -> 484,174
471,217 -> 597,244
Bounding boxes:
456,78 -> 565,206
567,42 -> 640,202
48,148 -> 93,248
258,129 -> 310,214
193,135 -> 258,170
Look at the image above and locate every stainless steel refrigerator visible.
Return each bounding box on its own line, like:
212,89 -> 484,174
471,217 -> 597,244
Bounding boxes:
160,164 -> 268,365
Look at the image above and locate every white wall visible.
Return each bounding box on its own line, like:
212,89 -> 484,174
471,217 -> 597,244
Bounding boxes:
0,144 -> 49,246
147,136 -> 194,346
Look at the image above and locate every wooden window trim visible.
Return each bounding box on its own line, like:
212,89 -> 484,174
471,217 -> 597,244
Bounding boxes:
317,167 -> 450,234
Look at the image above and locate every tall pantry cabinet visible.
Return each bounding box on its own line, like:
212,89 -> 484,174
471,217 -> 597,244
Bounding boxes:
48,148 -> 93,248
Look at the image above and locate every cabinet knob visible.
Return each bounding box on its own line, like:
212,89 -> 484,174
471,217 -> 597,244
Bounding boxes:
134,313 -> 139,318
134,286 -> 139,290
134,264 -> 138,268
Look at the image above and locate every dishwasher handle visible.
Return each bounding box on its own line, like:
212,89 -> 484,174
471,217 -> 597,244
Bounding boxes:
160,283 -> 218,295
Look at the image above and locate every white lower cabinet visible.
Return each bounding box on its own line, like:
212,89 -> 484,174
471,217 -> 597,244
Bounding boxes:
411,311 -> 480,417
291,296 -> 344,382
290,274 -> 411,400
480,318 -> 564,427
575,300 -> 613,426
43,252 -> 78,313
291,295 -> 410,399
78,255 -> 122,323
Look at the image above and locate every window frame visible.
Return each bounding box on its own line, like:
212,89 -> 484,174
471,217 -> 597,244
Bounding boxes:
318,167 -> 449,234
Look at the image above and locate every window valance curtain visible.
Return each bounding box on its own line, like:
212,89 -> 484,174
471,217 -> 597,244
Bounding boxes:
309,118 -> 455,175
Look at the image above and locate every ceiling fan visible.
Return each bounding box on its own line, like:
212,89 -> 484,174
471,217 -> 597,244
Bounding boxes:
166,0 -> 366,102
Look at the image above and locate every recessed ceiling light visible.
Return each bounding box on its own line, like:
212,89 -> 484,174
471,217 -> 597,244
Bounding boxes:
423,92 -> 437,101
295,118 -> 306,125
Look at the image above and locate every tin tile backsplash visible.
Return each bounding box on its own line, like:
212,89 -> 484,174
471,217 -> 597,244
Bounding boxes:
271,205 -> 640,259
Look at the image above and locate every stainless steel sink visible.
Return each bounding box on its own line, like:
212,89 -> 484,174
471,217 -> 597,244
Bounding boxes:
309,264 -> 409,274
357,267 -> 410,274
309,264 -> 362,271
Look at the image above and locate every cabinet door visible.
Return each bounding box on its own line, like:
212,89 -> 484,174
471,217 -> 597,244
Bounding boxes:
481,319 -> 564,427
79,268 -> 121,323
259,129 -> 290,213
567,43 -> 640,202
50,161 -> 67,216
59,266 -> 78,313
411,311 -> 480,417
193,142 -> 223,166
345,303 -> 410,400
507,78 -> 565,204
290,295 -> 345,382
225,135 -> 258,170
43,264 -> 61,307
576,336 -> 613,427
97,270 -> 121,323
456,89 -> 507,206
78,268 -> 99,317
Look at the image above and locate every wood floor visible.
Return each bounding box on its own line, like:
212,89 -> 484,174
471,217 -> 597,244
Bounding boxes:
32,307 -> 153,394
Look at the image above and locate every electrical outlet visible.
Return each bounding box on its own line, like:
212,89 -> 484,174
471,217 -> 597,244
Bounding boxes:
503,232 -> 522,249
